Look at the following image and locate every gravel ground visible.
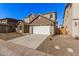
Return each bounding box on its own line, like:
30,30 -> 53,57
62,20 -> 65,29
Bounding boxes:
37,35 -> 79,56
0,33 -> 29,41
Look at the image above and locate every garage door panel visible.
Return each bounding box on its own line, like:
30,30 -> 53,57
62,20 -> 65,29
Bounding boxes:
33,26 -> 50,35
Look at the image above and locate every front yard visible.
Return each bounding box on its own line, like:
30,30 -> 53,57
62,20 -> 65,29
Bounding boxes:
1,33 -> 79,56
37,35 -> 79,56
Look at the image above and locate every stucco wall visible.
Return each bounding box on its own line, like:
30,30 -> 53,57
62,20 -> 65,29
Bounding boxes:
50,26 -> 54,35
16,22 -> 24,33
43,13 -> 56,21
63,4 -> 72,35
72,3 -> 79,19
24,17 -> 30,23
29,26 -> 33,34
63,3 -> 79,37
72,20 -> 79,37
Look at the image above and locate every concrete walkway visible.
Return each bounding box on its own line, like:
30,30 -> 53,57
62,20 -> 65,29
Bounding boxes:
7,34 -> 48,49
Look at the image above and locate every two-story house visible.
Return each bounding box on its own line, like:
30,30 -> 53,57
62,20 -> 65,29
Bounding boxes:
23,12 -> 59,35
0,18 -> 18,33
63,3 -> 79,38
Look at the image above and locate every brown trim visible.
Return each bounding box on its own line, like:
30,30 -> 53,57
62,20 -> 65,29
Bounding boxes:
72,18 -> 79,20
29,15 -> 55,25
40,15 -> 55,22
0,18 -> 18,21
25,13 -> 32,18
26,12 -> 57,23
29,15 -> 40,24
16,21 -> 20,26
0,24 -> 16,26
25,13 -> 37,19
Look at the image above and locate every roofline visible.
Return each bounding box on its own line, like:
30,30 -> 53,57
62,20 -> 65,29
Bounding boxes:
29,15 -> 55,24
40,15 -> 55,22
62,3 -> 72,26
41,12 -> 57,15
24,12 -> 57,19
18,20 -> 24,22
63,3 -> 70,19
0,18 -> 18,21
29,15 -> 40,24
41,12 -> 57,20
63,3 -> 72,19
25,13 -> 37,19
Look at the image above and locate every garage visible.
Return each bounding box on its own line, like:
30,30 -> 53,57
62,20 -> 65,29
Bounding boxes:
29,15 -> 55,35
33,26 -> 50,35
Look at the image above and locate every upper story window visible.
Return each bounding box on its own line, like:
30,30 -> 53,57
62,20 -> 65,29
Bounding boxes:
48,14 -> 53,19
75,22 -> 77,26
70,4 -> 72,8
31,15 -> 35,19
2,20 -> 7,24
50,14 -> 53,18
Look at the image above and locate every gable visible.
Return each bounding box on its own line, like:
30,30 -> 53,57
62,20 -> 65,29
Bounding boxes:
29,15 -> 54,26
24,14 -> 38,23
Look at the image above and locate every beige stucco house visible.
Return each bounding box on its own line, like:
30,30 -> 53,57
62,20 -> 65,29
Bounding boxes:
16,20 -> 29,33
24,12 -> 59,35
63,3 -> 79,37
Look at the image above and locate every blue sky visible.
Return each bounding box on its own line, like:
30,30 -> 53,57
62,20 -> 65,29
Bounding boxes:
0,3 -> 66,26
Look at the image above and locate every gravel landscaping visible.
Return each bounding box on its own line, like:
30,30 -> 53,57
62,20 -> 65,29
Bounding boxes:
37,35 -> 79,56
0,33 -> 29,41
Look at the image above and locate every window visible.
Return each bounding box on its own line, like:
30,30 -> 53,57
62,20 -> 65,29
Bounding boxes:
31,15 -> 34,19
70,4 -> 72,8
50,14 -> 53,18
49,14 -> 53,19
75,22 -> 77,26
19,26 -> 22,30
2,20 -> 7,24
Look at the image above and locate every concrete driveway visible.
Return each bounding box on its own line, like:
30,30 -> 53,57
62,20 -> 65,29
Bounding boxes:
7,34 -> 48,49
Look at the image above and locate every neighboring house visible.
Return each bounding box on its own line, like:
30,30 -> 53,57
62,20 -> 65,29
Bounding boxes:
0,18 -> 18,33
63,3 -> 79,37
24,12 -> 58,35
16,20 -> 29,33
24,13 -> 38,23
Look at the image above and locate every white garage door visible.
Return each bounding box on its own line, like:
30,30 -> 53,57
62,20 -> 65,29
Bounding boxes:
33,26 -> 50,35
